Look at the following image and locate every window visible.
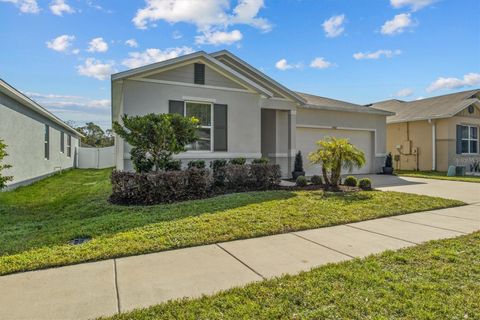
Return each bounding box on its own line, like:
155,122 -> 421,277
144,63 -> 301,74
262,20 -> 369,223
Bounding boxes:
194,63 -> 205,85
60,132 -> 65,153
460,125 -> 478,154
44,125 -> 49,160
67,135 -> 72,157
185,102 -> 212,151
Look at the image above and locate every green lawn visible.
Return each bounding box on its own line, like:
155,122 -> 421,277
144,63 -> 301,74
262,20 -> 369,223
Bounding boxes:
0,169 -> 463,275
397,170 -> 480,183
104,232 -> 480,320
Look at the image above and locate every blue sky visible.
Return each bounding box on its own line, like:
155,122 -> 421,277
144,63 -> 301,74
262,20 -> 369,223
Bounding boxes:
1,0 -> 479,129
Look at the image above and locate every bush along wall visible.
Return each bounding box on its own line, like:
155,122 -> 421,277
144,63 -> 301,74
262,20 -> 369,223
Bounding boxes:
110,163 -> 282,205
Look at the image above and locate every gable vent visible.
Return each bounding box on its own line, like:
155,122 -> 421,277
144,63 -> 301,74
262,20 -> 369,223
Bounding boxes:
194,63 -> 205,85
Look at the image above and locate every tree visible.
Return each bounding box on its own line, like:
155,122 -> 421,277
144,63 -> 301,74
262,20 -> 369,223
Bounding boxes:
0,138 -> 13,190
113,113 -> 199,172
76,122 -> 114,147
308,137 -> 365,190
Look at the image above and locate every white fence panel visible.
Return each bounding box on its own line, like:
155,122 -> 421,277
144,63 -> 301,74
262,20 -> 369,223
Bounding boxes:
77,146 -> 115,169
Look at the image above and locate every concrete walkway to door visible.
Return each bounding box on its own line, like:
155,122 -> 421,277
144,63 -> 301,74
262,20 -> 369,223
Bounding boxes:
0,177 -> 479,320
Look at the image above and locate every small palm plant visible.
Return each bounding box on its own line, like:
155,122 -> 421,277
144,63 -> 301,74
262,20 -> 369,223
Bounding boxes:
308,137 -> 365,190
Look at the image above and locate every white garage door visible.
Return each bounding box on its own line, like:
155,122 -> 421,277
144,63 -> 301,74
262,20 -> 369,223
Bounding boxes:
296,127 -> 374,176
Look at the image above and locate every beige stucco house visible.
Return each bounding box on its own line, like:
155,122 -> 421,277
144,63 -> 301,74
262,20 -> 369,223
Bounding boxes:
111,50 -> 393,177
371,90 -> 480,172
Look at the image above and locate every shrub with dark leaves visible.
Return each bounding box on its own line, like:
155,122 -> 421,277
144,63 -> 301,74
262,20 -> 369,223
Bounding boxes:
229,157 -> 246,165
344,176 -> 358,187
358,178 -> 372,190
310,175 -> 322,185
187,160 -> 206,169
296,175 -> 307,187
250,164 -> 281,190
164,160 -> 182,171
251,157 -> 270,164
210,159 -> 228,188
224,164 -> 253,191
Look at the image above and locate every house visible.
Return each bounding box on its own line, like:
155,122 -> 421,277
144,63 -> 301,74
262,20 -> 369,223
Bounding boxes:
111,50 -> 393,177
0,79 -> 83,189
370,90 -> 480,172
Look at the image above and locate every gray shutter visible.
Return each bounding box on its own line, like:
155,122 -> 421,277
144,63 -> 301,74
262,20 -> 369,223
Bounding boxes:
169,100 -> 184,115
456,125 -> 462,154
214,104 -> 227,151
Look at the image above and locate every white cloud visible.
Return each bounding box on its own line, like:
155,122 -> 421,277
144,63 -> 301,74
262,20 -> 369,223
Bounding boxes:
195,29 -> 243,45
132,0 -> 272,32
122,47 -> 194,69
76,58 -> 116,80
125,39 -> 138,48
46,34 -> 76,52
426,73 -> 480,92
229,0 -> 272,32
381,13 -> 414,35
394,88 -> 414,97
390,0 -> 435,11
87,37 -> 109,53
26,92 -> 110,109
322,14 -> 345,38
353,49 -> 402,60
275,59 -> 291,70
310,57 -> 333,69
172,30 -> 183,39
0,0 -> 39,13
49,0 -> 74,16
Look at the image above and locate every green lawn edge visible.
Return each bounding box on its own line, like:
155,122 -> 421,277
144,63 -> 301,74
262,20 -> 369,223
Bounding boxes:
0,169 -> 465,276
102,232 -> 480,320
397,170 -> 480,183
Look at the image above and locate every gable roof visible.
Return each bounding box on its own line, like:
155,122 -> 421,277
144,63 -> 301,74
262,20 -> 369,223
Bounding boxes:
371,89 -> 480,123
296,92 -> 395,116
0,79 -> 83,137
111,51 -> 273,97
211,50 -> 306,104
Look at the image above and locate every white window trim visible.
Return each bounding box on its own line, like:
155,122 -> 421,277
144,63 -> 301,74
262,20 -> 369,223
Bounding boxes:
66,135 -> 72,158
184,100 -> 214,152
460,125 -> 479,155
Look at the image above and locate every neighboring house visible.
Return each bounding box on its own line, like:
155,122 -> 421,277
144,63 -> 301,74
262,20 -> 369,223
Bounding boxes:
0,79 -> 83,189
111,50 -> 393,177
371,90 -> 480,172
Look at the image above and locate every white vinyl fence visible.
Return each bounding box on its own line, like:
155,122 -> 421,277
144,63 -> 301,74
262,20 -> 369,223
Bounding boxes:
77,146 -> 115,169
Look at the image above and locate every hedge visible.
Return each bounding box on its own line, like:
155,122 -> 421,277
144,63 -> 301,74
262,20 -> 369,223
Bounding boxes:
110,164 -> 282,205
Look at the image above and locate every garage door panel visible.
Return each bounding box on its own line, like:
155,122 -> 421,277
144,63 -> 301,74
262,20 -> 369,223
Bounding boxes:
296,127 -> 373,176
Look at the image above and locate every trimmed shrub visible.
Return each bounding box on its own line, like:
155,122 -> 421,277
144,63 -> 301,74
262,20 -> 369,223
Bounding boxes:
224,164 -> 253,191
344,176 -> 358,187
164,160 -> 182,171
187,160 -> 206,169
210,159 -> 228,188
210,159 -> 227,171
251,157 -> 270,165
310,175 -> 322,185
110,164 -> 282,205
296,175 -> 307,187
186,168 -> 210,197
358,178 -> 372,190
229,157 -> 246,165
250,164 -> 281,190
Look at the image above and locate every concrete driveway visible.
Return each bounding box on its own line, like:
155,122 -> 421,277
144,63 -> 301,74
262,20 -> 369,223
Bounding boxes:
358,174 -> 480,204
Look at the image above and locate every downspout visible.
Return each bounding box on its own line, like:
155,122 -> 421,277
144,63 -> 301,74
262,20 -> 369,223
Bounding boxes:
429,119 -> 436,171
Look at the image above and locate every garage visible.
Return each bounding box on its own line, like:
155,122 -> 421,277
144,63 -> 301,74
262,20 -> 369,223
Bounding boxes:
296,127 -> 374,176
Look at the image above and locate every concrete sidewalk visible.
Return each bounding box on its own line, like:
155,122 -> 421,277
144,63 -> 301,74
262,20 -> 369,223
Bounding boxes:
0,203 -> 479,320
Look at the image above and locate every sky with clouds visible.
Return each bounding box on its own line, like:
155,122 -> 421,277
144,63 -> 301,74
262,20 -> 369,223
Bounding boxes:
1,0 -> 479,129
